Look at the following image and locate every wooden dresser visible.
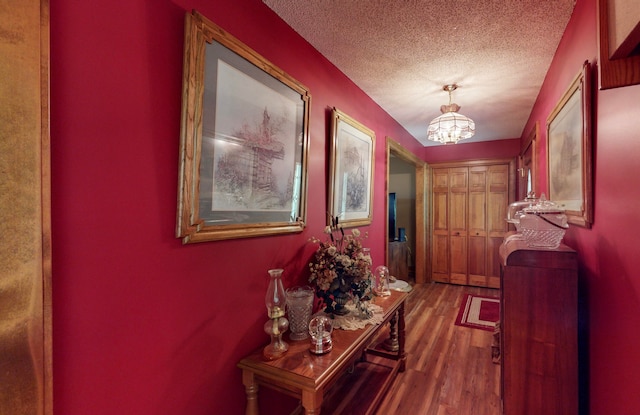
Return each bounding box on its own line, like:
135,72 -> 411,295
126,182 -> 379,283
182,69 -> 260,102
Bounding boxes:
499,238 -> 578,415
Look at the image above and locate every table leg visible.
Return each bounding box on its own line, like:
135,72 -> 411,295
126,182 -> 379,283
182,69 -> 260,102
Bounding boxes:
383,312 -> 399,352
398,301 -> 406,372
301,389 -> 322,414
242,370 -> 259,415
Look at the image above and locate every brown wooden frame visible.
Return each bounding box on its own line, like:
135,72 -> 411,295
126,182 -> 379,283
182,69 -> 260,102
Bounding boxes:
0,0 -> 52,413
598,0 -> 640,89
328,108 -> 375,228
386,138 -> 428,284
176,11 -> 311,243
518,122 -> 538,200
546,61 -> 593,228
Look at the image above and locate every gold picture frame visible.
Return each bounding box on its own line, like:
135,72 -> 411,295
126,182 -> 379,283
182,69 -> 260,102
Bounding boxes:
328,108 -> 375,228
546,61 -> 593,228
176,11 -> 311,243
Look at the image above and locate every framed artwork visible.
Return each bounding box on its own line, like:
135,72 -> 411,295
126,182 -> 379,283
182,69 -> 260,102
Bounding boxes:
546,61 -> 593,228
598,0 -> 640,89
518,122 -> 538,200
328,108 -> 375,228
176,11 -> 311,243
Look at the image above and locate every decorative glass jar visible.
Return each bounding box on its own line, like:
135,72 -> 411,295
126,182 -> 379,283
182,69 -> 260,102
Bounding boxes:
308,315 -> 333,354
285,286 -> 314,341
373,265 -> 391,297
519,195 -> 568,249
506,192 -> 539,231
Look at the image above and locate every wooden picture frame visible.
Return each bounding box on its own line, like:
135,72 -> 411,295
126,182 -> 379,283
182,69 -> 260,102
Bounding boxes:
546,61 -> 593,228
598,0 -> 640,89
328,108 -> 375,228
518,122 -> 538,200
176,11 -> 311,243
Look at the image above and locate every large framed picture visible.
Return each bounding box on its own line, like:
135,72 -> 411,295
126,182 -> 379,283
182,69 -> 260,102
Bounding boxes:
176,11 -> 311,243
546,61 -> 593,228
328,108 -> 375,228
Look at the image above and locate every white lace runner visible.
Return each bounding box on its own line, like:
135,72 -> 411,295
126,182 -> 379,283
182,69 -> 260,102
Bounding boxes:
318,302 -> 384,331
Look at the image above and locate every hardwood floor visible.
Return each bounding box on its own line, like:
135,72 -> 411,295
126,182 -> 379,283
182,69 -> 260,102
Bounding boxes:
376,282 -> 501,415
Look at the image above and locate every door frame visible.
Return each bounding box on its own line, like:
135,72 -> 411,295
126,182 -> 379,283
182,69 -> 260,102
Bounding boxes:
386,137 -> 429,284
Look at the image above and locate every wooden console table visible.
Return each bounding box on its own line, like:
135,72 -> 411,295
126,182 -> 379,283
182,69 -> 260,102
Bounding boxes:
238,290 -> 408,415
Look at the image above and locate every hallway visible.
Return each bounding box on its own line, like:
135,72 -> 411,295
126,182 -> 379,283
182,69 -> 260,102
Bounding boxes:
377,282 -> 501,415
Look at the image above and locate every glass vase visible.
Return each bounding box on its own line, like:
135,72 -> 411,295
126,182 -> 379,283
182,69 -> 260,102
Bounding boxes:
286,286 -> 314,341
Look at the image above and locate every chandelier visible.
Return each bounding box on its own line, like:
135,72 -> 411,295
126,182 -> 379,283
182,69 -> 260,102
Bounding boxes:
427,84 -> 475,145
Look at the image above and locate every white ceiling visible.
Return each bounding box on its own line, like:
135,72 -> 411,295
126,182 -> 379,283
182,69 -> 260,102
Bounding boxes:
263,0 -> 577,146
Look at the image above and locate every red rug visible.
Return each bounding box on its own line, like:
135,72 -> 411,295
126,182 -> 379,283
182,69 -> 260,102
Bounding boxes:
454,294 -> 500,331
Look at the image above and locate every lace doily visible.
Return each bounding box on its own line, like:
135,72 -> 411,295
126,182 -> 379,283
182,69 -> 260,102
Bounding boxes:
319,303 -> 384,330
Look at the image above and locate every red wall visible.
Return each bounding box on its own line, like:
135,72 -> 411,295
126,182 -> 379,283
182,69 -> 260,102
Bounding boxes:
523,0 -> 640,413
50,0 -> 424,414
50,0 -> 636,414
423,138 -> 520,164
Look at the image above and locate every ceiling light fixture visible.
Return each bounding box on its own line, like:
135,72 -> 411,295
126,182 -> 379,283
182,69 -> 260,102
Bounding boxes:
427,84 -> 475,145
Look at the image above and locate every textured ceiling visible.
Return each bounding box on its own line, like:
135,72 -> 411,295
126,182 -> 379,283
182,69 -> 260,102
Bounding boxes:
263,0 -> 576,146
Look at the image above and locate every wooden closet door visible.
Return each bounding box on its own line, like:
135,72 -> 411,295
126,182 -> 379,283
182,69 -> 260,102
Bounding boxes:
487,164 -> 509,288
430,159 -> 514,287
449,168 -> 468,285
431,168 -> 449,282
468,166 -> 487,286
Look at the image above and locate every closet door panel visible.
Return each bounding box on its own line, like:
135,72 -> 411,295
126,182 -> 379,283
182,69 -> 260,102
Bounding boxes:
432,168 -> 449,192
431,168 -> 449,282
450,234 -> 467,285
450,192 -> 467,234
469,189 -> 487,286
449,167 -> 468,190
468,236 -> 487,286
487,164 -> 510,288
432,234 -> 449,282
433,191 -> 448,232
449,168 -> 468,284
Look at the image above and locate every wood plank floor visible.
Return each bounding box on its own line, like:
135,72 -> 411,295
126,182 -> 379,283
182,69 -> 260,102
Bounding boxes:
375,282 -> 501,415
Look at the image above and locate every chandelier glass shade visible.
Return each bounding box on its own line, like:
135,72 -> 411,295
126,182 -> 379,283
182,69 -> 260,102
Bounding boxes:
427,85 -> 475,145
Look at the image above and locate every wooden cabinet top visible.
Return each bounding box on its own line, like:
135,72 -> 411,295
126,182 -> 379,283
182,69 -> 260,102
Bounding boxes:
499,237 -> 577,270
